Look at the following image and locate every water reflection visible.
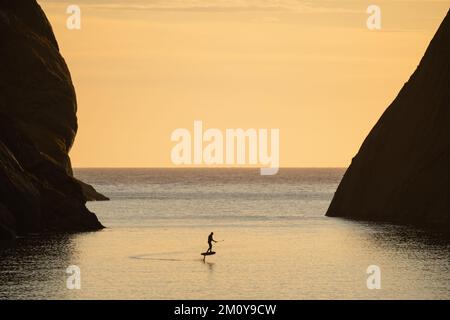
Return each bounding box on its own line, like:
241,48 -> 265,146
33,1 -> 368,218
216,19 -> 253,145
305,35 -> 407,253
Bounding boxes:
345,219 -> 450,249
331,219 -> 450,298
202,260 -> 215,272
1,221 -> 449,299
0,233 -> 78,299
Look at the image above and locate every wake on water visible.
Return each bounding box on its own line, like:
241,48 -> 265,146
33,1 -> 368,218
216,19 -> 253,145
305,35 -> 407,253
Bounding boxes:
129,251 -> 205,262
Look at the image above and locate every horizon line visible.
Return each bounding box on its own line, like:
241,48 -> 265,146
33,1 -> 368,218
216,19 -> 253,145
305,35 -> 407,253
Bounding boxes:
73,166 -> 348,169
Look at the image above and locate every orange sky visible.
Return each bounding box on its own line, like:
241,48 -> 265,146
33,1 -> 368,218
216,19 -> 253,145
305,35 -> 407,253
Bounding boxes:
39,0 -> 449,167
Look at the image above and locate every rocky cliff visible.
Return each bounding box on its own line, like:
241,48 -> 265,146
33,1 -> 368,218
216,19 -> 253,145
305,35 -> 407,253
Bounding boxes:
0,1 -> 106,241
326,10 -> 450,231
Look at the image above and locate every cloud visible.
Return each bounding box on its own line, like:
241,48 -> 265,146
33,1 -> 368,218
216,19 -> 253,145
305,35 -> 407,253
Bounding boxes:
38,0 -> 357,13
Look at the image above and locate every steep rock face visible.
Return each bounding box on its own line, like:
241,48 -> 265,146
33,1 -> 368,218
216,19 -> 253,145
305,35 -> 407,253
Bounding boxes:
326,10 -> 450,230
1,0 -> 75,173
0,1 -> 106,241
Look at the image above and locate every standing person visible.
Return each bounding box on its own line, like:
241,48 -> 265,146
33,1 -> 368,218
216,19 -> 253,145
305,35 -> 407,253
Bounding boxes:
207,232 -> 217,253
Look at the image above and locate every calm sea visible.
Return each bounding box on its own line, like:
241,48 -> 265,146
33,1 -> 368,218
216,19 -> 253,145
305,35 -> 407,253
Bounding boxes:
0,168 -> 449,299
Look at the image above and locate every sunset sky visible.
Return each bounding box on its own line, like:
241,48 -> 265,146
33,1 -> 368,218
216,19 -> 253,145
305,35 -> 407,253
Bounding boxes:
39,0 -> 449,167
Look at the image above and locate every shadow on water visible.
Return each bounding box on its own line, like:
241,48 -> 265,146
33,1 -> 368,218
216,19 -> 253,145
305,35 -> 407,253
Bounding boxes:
0,233 -> 78,299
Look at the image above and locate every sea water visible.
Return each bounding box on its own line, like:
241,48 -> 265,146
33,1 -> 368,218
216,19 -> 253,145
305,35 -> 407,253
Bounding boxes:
0,168 -> 449,299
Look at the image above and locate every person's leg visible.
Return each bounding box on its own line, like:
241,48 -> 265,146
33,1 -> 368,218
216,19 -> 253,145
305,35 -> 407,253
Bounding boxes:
207,242 -> 212,252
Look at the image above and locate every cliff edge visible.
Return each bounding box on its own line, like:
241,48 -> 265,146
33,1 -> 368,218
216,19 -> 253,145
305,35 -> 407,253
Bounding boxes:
0,1 -> 106,241
326,10 -> 450,231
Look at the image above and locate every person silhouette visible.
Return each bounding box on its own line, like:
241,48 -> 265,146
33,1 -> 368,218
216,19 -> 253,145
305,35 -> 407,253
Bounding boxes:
206,232 -> 217,253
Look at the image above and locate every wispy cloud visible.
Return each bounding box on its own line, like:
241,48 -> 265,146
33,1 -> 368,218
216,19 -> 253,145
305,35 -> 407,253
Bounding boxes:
39,0 -> 359,13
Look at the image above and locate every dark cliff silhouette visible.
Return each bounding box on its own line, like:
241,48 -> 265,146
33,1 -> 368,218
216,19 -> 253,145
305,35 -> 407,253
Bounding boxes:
327,10 -> 450,231
0,1 -> 107,241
